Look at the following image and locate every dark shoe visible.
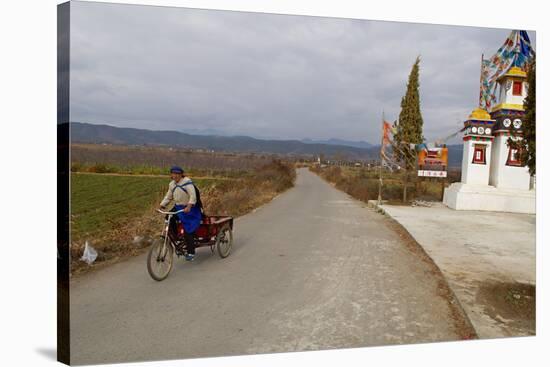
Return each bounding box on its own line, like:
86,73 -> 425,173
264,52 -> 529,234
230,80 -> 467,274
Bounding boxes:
184,253 -> 195,261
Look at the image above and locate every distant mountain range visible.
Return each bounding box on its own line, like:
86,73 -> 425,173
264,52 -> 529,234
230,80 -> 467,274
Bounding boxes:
70,122 -> 381,161
301,138 -> 373,149
178,129 -> 375,149
69,122 -> 463,167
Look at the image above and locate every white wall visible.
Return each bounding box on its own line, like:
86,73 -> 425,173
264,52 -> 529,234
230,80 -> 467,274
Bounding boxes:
443,182 -> 535,214
489,136 -> 502,186
490,136 -> 531,190
461,140 -> 491,185
497,79 -> 526,106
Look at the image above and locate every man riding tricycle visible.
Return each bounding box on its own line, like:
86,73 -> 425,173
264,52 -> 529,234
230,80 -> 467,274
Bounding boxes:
147,166 -> 233,281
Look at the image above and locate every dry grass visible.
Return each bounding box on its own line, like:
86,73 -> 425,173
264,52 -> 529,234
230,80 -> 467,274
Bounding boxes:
203,160 -> 296,217
310,165 -> 448,204
71,143 -> 276,173
71,208 -> 164,275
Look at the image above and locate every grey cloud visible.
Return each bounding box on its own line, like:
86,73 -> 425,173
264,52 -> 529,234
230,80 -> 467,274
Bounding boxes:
70,1 -> 535,144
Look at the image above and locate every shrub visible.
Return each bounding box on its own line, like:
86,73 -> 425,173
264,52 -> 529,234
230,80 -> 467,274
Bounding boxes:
71,162 -> 83,172
87,163 -> 111,173
311,165 -> 440,204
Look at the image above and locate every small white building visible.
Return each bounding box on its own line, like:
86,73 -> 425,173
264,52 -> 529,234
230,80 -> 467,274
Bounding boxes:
443,67 -> 535,214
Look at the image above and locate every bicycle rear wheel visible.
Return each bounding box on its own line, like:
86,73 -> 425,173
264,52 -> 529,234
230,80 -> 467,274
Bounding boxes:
216,224 -> 233,258
147,237 -> 174,281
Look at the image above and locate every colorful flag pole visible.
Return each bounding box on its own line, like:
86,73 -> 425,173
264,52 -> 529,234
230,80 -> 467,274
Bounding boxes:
479,30 -> 535,111
478,53 -> 484,109
378,111 -> 384,205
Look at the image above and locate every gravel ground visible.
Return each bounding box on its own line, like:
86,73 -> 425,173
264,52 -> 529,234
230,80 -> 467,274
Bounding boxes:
69,168 -> 471,365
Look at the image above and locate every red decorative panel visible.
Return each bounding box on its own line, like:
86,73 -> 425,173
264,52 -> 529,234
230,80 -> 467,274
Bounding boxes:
506,146 -> 522,166
472,144 -> 486,164
512,81 -> 522,96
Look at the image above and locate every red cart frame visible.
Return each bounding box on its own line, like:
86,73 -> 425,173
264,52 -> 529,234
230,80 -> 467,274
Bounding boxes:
147,209 -> 234,281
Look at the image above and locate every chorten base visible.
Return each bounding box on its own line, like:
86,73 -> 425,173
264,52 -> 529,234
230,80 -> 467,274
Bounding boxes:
443,182 -> 535,214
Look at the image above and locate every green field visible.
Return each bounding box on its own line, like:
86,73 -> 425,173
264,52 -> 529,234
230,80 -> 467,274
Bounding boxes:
70,173 -> 219,239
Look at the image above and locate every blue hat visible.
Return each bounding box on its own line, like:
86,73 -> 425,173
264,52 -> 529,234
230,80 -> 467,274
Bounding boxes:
170,166 -> 184,174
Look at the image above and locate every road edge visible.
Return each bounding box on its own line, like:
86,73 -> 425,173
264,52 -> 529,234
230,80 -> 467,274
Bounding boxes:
367,200 -> 479,340
306,167 -> 478,339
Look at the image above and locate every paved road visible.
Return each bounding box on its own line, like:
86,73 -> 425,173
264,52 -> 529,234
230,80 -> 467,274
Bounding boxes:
70,168 -> 463,365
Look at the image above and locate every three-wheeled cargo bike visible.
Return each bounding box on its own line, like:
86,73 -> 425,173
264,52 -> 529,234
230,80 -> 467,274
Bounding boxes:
147,208 -> 233,281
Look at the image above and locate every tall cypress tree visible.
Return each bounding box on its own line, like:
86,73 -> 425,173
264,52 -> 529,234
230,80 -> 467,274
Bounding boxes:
394,57 -> 424,202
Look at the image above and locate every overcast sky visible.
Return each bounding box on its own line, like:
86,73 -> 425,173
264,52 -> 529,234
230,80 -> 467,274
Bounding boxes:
70,1 -> 535,144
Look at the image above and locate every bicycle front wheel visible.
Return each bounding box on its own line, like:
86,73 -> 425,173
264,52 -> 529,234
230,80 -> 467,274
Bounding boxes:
147,237 -> 174,281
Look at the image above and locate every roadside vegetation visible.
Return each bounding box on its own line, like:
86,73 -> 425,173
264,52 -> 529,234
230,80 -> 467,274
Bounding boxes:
203,160 -> 296,217
71,143 -> 277,173
70,153 -> 295,275
310,165 -> 459,204
71,161 -> 245,179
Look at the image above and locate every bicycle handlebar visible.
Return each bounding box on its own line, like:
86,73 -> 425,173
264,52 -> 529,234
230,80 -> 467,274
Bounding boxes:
156,208 -> 186,215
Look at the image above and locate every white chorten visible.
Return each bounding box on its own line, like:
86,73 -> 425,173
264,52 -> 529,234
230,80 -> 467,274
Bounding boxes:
443,66 -> 535,214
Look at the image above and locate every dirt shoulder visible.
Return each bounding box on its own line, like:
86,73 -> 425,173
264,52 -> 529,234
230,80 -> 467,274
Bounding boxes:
383,216 -> 478,340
